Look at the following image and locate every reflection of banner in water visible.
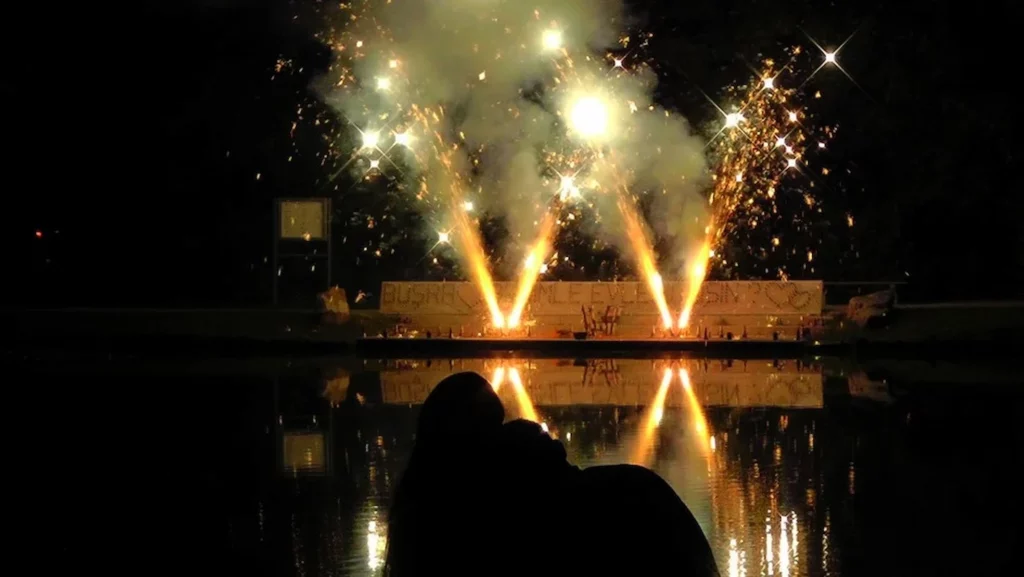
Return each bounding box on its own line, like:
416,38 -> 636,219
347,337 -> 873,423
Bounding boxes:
378,359 -> 822,408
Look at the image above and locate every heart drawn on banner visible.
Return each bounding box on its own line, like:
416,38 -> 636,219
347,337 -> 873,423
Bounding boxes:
764,282 -> 814,311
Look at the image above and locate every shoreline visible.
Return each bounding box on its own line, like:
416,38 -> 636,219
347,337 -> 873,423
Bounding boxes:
7,304 -> 1024,360
8,331 -> 1024,361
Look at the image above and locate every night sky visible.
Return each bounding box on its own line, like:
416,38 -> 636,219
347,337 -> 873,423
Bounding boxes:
8,0 -> 1019,307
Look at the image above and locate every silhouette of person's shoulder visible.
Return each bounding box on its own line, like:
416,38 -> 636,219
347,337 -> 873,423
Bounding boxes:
580,463 -> 677,499
492,423 -> 718,575
574,464 -> 721,576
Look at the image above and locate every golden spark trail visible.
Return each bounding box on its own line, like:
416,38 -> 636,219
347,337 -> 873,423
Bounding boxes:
678,237 -> 712,330
450,196 -> 505,329
617,195 -> 673,329
507,211 -> 556,329
630,367 -> 674,466
696,54 -> 831,282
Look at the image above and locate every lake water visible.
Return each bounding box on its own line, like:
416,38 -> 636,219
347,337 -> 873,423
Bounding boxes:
24,356 -> 1021,575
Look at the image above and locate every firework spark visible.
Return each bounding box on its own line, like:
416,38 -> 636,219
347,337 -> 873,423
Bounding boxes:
618,194 -> 673,329
680,50 -> 838,324
678,237 -> 711,330
508,211 -> 557,329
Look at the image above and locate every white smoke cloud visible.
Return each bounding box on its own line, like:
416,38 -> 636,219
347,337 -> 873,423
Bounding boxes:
316,0 -> 708,276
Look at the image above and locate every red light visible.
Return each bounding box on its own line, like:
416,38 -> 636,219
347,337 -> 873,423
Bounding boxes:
35,230 -> 43,238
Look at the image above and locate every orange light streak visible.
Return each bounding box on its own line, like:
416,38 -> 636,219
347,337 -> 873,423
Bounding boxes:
450,196 -> 505,329
677,237 -> 712,330
617,196 -> 673,329
678,367 -> 713,455
630,367 -> 674,465
507,212 -> 556,329
490,366 -> 506,392
508,368 -> 539,422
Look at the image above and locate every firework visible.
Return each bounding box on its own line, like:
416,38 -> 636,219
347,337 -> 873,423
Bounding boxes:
294,1 -> 841,331
678,48 -> 839,328
450,194 -> 504,329
507,211 -> 556,329
618,194 -> 673,329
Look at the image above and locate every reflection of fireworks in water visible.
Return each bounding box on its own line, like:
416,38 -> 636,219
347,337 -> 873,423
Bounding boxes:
631,365 -> 716,466
508,368 -> 540,423
490,365 -> 540,424
297,3 -> 840,322
366,517 -> 387,570
630,367 -> 673,465
678,368 -> 713,456
490,366 -> 506,391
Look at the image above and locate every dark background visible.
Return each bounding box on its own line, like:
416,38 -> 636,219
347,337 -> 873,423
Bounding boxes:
5,0 -> 1018,307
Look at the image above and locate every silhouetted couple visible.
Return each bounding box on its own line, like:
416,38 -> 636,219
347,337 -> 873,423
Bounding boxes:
384,372 -> 720,576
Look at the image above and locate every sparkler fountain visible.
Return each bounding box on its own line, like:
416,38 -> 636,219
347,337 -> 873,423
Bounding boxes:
449,195 -> 505,330
507,212 -> 557,329
675,49 -> 843,333
309,3 -> 845,342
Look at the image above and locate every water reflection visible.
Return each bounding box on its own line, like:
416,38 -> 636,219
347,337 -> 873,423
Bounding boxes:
631,367 -> 673,465
230,357 -> 1018,575
378,358 -> 824,408
728,537 -> 744,577
281,432 -> 327,475
365,515 -> 386,571
331,357 -> 832,575
489,366 -> 541,423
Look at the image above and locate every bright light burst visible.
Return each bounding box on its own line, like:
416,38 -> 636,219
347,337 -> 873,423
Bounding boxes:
360,130 -> 380,150
393,131 -> 412,147
558,174 -> 580,200
541,28 -> 563,52
568,96 -> 610,139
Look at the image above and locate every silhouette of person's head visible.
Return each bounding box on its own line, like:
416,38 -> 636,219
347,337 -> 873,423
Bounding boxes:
384,371 -> 505,575
415,371 -> 504,450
